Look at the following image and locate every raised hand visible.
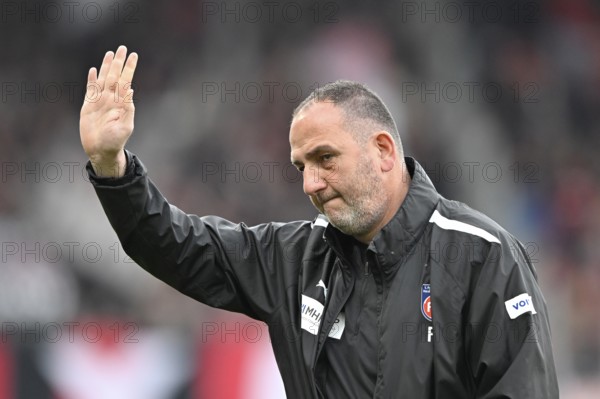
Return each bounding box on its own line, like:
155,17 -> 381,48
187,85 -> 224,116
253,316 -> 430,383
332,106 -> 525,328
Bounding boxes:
80,45 -> 138,177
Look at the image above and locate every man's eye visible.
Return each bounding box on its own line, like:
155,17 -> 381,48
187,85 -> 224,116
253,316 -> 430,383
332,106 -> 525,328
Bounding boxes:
321,154 -> 333,162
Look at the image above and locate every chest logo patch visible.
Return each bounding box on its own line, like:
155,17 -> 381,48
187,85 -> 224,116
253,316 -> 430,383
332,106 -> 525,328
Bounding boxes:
421,284 -> 432,322
301,294 -> 345,339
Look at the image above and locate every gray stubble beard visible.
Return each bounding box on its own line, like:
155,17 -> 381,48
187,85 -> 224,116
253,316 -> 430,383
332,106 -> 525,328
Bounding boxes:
326,154 -> 387,238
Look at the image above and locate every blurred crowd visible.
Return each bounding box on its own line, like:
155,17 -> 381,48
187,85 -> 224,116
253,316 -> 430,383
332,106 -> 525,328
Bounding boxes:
1,0 -> 599,397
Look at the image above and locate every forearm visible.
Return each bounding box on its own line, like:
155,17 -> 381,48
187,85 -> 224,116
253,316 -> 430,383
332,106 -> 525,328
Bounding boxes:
87,152 -> 300,319
87,151 -> 220,293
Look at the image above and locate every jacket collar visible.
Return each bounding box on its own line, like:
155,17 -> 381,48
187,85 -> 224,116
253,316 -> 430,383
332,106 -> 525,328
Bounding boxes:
322,157 -> 441,274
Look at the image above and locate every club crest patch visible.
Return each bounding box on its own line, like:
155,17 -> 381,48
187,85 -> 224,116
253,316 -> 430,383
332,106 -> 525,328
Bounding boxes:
421,284 -> 432,322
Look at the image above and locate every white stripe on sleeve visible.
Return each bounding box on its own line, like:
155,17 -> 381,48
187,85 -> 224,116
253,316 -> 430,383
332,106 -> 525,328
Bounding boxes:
429,210 -> 500,244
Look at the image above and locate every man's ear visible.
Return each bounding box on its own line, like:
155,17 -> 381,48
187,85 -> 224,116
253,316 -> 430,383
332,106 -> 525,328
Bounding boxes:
373,132 -> 396,172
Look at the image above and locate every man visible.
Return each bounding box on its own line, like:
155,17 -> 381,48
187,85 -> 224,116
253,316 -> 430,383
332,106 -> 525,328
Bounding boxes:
80,46 -> 559,398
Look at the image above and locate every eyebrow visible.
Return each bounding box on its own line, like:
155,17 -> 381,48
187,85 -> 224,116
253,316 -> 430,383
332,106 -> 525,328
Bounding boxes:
291,145 -> 337,166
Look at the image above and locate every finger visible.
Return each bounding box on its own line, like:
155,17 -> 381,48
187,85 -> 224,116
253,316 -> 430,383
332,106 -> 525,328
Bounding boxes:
120,52 -> 138,86
84,68 -> 99,101
97,51 -> 114,89
118,53 -> 138,98
106,45 -> 128,92
88,67 -> 97,84
124,88 -> 135,108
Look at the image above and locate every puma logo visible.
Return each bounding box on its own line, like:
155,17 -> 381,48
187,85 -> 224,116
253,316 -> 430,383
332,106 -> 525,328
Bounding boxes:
316,280 -> 328,298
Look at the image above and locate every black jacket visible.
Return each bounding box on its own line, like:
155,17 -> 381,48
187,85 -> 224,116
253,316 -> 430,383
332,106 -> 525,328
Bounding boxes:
89,152 -> 559,398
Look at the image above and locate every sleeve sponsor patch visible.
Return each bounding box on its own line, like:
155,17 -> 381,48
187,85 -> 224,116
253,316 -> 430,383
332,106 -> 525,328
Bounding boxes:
504,293 -> 537,319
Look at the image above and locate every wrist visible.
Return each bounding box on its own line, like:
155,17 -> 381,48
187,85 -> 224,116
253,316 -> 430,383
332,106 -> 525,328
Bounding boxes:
89,149 -> 127,178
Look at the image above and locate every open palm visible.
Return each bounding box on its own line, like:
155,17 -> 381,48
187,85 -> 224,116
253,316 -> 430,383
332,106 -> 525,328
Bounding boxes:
80,45 -> 138,177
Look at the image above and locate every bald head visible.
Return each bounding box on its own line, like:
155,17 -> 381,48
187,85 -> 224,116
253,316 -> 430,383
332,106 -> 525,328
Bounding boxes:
292,80 -> 403,156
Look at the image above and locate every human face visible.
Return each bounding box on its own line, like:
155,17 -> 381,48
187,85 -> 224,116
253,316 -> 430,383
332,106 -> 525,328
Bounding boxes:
289,102 -> 388,238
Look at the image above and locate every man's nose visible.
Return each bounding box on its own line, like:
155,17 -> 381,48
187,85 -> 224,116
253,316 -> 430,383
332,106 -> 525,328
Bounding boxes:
303,167 -> 327,196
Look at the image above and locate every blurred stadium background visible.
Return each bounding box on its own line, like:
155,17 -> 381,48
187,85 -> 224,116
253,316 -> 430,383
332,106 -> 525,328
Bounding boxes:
1,0 -> 599,397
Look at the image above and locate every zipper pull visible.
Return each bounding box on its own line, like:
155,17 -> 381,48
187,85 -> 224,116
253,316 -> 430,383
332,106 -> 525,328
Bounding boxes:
364,261 -> 370,276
